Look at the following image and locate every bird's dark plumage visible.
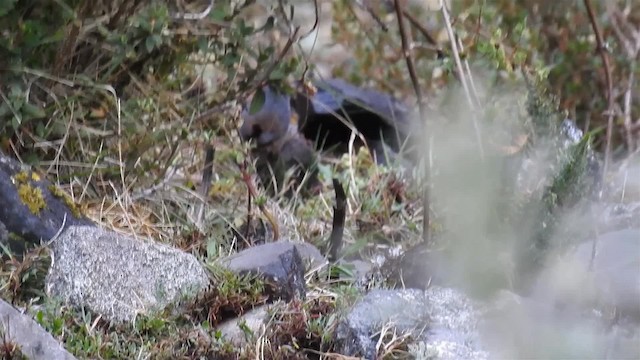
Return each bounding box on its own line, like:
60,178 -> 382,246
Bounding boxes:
292,78 -> 415,164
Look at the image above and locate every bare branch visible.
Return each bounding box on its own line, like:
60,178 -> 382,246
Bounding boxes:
392,0 -> 431,244
439,0 -> 484,160
584,0 -> 615,177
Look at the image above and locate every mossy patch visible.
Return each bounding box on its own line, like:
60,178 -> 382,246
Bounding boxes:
48,185 -> 82,218
13,171 -> 47,215
17,184 -> 46,215
13,171 -> 30,184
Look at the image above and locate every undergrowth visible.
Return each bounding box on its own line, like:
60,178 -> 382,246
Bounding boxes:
0,0 -> 633,359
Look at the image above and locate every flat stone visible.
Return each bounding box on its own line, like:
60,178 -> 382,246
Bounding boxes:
219,242 -> 307,301
45,225 -> 209,323
0,299 -> 77,360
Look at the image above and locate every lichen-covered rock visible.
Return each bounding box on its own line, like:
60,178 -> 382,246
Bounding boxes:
45,225 -> 209,323
0,152 -> 94,255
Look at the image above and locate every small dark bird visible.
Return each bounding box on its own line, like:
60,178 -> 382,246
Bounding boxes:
240,85 -> 321,197
292,78 -> 417,165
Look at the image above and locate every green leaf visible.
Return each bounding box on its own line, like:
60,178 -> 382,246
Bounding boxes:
145,36 -> 156,53
206,239 -> 218,259
248,87 -> 265,115
21,102 -> 46,119
36,310 -> 44,325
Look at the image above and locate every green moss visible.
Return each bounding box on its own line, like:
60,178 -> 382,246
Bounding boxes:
48,185 -> 82,218
17,184 -> 46,215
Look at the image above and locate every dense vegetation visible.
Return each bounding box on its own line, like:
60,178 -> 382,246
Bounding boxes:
1,0 -> 637,358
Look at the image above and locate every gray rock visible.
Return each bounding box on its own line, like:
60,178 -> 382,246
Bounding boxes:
0,152 -> 94,256
334,287 -> 488,360
0,299 -> 77,360
45,225 -> 209,323
219,242 -> 306,301
279,240 -> 327,271
216,305 -> 269,346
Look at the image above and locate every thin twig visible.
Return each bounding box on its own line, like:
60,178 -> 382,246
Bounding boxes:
392,0 -> 431,244
401,9 -> 438,47
584,0 -> 615,182
361,1 -> 389,32
198,144 -> 216,200
393,0 -> 423,105
238,162 -> 280,241
584,0 -> 616,270
196,144 -> 216,227
439,0 -> 485,160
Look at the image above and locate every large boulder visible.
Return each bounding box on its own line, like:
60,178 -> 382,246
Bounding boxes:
45,225 -> 209,323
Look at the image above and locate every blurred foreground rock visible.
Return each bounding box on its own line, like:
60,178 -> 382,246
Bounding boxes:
0,152 -> 94,256
334,287 -> 489,360
45,225 -> 209,323
480,289 -> 640,359
0,299 -> 77,360
533,228 -> 640,321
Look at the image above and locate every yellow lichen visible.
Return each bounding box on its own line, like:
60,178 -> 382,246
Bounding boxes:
17,183 -> 46,215
13,171 -> 29,184
48,185 -> 82,218
31,172 -> 41,181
